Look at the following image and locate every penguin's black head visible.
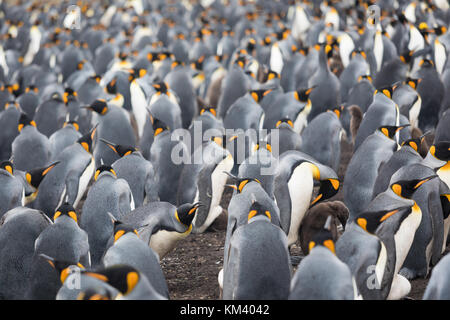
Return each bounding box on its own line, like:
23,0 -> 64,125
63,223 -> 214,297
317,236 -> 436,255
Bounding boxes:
249,89 -> 268,103
276,117 -> 294,128
5,83 -> 20,96
399,50 -> 414,64
18,113 -> 36,132
94,164 -> 116,181
100,139 -> 137,157
4,100 -> 19,110
355,206 -> 411,234
77,59 -> 86,70
157,51 -> 173,61
199,106 -> 217,117
247,200 -> 271,222
111,219 -> 139,243
0,160 -> 13,175
405,77 -> 422,90
401,133 -> 428,152
265,70 -> 279,82
374,83 -> 400,99
63,120 -> 79,131
234,55 -> 247,69
83,265 -> 140,295
25,86 -> 39,94
77,125 -> 97,153
441,194 -> 450,220
419,59 -> 434,69
227,175 -> 261,193
53,202 -> 78,223
171,60 -> 184,70
429,142 -> 450,161
308,216 -> 335,254
433,25 -> 447,36
77,287 -> 113,300
176,202 -> 201,227
149,115 -> 170,137
129,68 -> 147,82
390,175 -> 438,199
90,75 -> 102,84
351,48 -> 367,60
63,87 -> 77,104
328,105 -> 344,118
260,35 -> 272,46
25,161 -> 59,189
378,124 -> 410,139
39,254 -> 85,284
191,55 -> 205,71
106,78 -> 117,94
246,37 -> 256,53
209,135 -> 224,147
294,87 -> 315,102
86,99 -> 108,115
310,178 -> 340,207
357,74 -> 372,83
152,81 -> 169,95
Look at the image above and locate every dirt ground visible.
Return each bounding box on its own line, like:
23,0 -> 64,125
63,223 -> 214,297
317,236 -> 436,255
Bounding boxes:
160,136 -> 447,300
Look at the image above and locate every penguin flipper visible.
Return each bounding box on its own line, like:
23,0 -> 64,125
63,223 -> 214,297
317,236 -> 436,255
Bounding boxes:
429,191 -> 444,267
65,172 -> 81,206
273,182 -> 292,235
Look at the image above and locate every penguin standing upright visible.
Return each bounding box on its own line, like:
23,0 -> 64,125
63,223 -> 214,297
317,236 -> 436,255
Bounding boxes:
11,112 -> 50,172
0,207 -> 52,300
0,161 -> 23,217
101,216 -> 169,298
149,116 -> 187,204
101,139 -> 159,207
80,164 -> 134,267
84,99 -> 136,167
222,201 -> 291,300
289,216 -> 357,300
32,127 -> 97,217
266,118 -> 302,156
0,101 -> 21,160
27,203 -> 90,300
343,125 -> 408,221
273,151 -> 340,246
300,107 -> 345,172
33,92 -> 66,137
48,120 -> 82,161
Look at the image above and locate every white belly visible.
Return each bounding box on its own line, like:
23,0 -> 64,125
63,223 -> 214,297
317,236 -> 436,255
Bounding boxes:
409,96 -> 421,129
74,157 -> 95,208
287,163 -> 314,246
437,163 -> 450,188
375,240 -> 387,289
193,154 -> 233,233
150,229 -> 190,260
130,81 -> 148,139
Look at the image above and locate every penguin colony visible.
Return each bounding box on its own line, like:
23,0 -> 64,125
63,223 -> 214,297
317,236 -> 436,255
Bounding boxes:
0,0 -> 449,301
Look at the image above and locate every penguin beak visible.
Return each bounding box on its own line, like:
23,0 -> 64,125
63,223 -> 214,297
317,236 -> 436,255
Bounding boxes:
414,175 -> 438,189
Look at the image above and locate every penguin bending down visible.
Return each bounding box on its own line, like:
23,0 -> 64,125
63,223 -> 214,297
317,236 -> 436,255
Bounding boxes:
121,201 -> 200,260
101,215 -> 169,298
422,141 -> 450,189
289,216 -> 358,300
273,151 -> 340,246
222,201 -> 291,300
0,207 -> 52,300
32,127 -> 97,217
177,140 -> 234,233
27,203 -> 90,299
80,164 -> 135,267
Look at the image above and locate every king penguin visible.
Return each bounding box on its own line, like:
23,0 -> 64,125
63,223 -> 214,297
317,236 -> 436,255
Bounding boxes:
121,201 -> 200,260
222,200 -> 291,300
0,161 -> 24,217
0,207 -> 52,299
80,164 -> 134,266
423,251 -> 450,299
0,101 -> 21,160
48,120 -> 82,161
32,127 -> 97,217
11,112 -> 50,172
102,139 -> 159,207
273,151 -> 340,246
27,202 -> 90,299
289,216 -> 358,300
101,215 -> 169,298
